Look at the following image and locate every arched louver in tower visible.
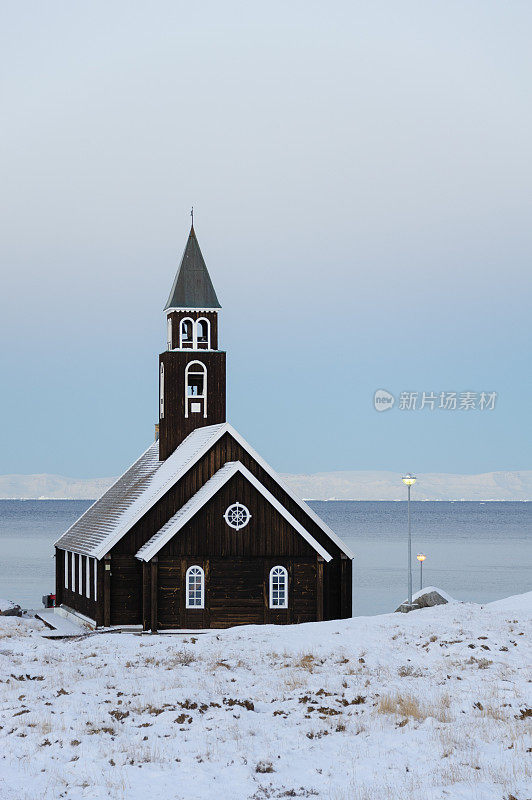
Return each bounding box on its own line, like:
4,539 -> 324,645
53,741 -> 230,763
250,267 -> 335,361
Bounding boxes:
196,318 -> 210,349
185,361 -> 207,418
180,318 -> 194,348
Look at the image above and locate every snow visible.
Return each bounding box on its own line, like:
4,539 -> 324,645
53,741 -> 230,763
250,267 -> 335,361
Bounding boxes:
0,594 -> 530,800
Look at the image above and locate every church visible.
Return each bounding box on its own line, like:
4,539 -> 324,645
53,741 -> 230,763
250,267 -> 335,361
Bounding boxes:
54,224 -> 354,630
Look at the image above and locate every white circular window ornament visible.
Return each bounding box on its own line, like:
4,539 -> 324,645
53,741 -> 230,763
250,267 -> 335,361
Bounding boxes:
224,502 -> 251,530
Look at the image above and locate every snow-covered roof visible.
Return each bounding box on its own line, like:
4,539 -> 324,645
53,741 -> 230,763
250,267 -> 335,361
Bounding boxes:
136,461 -> 333,562
55,421 -> 354,561
54,424 -> 226,559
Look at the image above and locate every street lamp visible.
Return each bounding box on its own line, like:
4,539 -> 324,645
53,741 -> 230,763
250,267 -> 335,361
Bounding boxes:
401,474 -> 417,606
416,553 -> 426,591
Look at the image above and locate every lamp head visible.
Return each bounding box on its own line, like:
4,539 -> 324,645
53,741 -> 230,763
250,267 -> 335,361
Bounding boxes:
416,553 -> 426,562
402,474 -> 417,486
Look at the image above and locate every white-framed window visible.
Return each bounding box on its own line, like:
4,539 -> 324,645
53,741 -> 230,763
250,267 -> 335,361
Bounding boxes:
71,553 -> 76,592
186,565 -> 204,609
64,550 -> 69,589
269,566 -> 288,609
167,316 -> 173,350
93,559 -> 97,601
195,317 -> 210,349
224,503 -> 252,530
185,361 -> 207,418
159,362 -> 165,419
85,556 -> 91,599
79,555 -> 83,595
180,318 -> 194,349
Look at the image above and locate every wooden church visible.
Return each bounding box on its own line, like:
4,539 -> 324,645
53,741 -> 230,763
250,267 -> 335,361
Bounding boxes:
54,225 -> 354,630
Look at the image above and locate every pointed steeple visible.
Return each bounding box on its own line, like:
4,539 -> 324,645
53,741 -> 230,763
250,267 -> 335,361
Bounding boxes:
164,225 -> 221,310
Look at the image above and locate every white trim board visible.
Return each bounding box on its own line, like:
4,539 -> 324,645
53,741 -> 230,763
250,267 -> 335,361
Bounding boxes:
136,461 -> 332,562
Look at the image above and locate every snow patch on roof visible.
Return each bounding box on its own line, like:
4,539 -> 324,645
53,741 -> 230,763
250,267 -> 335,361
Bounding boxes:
54,424 -> 226,558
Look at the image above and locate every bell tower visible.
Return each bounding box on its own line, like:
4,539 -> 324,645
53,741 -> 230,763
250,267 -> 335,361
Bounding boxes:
158,223 -> 226,460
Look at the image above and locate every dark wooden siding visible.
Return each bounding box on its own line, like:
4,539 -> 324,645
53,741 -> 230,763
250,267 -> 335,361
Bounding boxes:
158,350 -> 226,459
158,473 -> 316,559
154,556 -> 317,629
109,555 -> 142,626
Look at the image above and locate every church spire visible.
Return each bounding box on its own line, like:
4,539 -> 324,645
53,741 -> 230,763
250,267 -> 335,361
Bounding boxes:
164,223 -> 221,311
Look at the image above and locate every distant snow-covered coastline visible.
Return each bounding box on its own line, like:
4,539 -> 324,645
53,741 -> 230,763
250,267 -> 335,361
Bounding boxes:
0,469 -> 530,501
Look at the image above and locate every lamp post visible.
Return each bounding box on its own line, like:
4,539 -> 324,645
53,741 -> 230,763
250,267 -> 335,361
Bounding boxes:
416,553 -> 426,591
401,474 -> 417,606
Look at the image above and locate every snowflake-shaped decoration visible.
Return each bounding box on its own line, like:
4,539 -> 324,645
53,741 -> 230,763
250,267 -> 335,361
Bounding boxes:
223,503 -> 251,530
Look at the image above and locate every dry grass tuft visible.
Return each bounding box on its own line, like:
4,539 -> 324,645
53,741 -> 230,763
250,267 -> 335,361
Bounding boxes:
295,653 -> 319,673
377,693 -> 425,720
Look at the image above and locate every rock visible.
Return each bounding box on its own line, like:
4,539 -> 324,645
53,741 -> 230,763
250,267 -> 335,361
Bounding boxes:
395,603 -> 421,613
0,599 -> 22,617
395,587 -> 455,613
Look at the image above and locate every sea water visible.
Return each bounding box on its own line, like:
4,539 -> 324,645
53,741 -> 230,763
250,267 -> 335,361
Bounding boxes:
0,500 -> 529,615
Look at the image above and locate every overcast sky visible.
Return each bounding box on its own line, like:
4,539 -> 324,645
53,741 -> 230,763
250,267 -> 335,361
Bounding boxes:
1,1 -> 531,478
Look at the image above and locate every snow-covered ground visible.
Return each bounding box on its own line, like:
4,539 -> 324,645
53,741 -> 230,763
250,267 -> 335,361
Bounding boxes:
0,594 -> 530,800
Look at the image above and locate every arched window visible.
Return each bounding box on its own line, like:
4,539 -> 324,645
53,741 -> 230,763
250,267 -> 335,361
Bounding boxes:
186,565 -> 204,609
196,318 -> 210,348
180,318 -> 194,348
159,363 -> 164,419
185,361 -> 207,418
269,566 -> 288,609
167,316 -> 173,350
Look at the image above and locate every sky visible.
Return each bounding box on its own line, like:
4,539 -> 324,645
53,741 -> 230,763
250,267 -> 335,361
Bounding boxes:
1,1 -> 531,479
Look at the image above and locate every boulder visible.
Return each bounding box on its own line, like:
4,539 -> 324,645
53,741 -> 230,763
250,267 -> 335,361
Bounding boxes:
395,587 -> 455,613
0,599 -> 22,617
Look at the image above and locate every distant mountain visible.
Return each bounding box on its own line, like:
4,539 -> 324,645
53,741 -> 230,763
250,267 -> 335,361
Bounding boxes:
0,474 -> 116,500
281,470 -> 532,501
0,470 -> 530,501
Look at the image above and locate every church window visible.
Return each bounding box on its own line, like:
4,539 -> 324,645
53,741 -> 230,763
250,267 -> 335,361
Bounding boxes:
64,551 -> 69,589
159,363 -> 164,419
71,553 -> 76,592
180,318 -> 194,348
269,566 -> 288,609
85,556 -> 90,599
196,318 -> 210,348
185,361 -> 207,417
93,559 -> 97,601
186,566 -> 204,608
167,316 -> 173,350
224,503 -> 251,530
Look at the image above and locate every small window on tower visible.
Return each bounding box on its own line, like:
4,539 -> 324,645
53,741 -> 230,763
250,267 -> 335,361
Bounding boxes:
180,318 -> 194,348
167,316 -> 173,350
